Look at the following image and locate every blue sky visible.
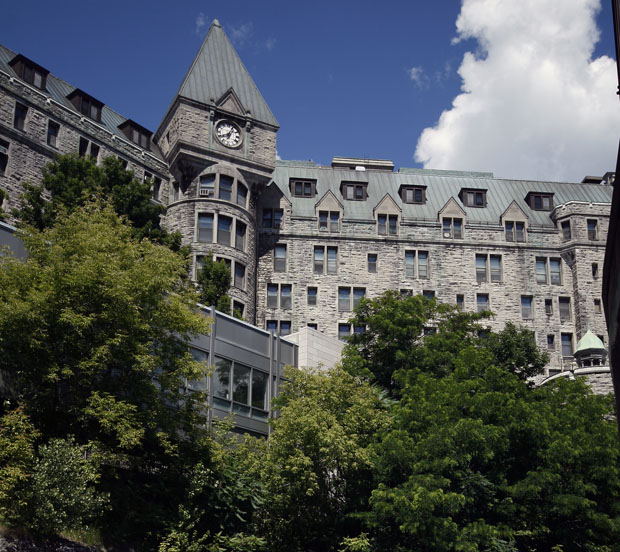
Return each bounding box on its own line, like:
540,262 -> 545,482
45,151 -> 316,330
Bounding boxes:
1,1 -> 617,181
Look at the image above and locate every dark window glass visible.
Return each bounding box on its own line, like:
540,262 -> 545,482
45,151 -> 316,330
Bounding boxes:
219,175 -> 233,201
490,255 -> 502,282
423,290 -> 435,300
266,320 -> 278,333
592,263 -> 599,278
338,324 -> 350,341
547,335 -> 555,350
236,183 -> 247,207
405,251 -> 415,278
0,139 -> 8,175
47,121 -> 59,148
280,321 -> 291,336
262,209 -> 272,228
561,221 -> 571,240
456,294 -> 464,310
418,251 -> 429,279
549,259 -> 561,285
314,247 -> 324,274
273,209 -> 283,228
217,215 -> 232,245
338,288 -> 350,311
388,215 -> 398,235
13,103 -> 27,131
477,294 -> 489,312
234,263 -> 245,289
235,222 -> 246,251
378,214 -> 387,235
89,143 -> 99,161
267,284 -> 278,308
307,287 -> 317,306
274,244 -> 286,272
200,175 -> 215,197
353,288 -> 365,308
251,370 -> 268,410
213,357 -> 232,401
587,219 -> 598,240
521,296 -> 533,319
280,284 -> 292,309
545,299 -> 553,315
559,297 -> 571,321
368,253 -> 377,273
561,333 -> 572,357
78,137 -> 89,157
327,247 -> 338,274
476,254 -> 487,283
319,211 -> 328,231
536,258 -> 547,284
330,212 -> 339,232
232,363 -> 251,405
198,214 -> 213,242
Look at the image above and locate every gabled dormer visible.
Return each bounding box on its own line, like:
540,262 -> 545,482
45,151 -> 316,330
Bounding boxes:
315,191 -> 344,233
438,198 -> 466,239
67,89 -> 103,123
500,201 -> 528,242
118,120 -> 152,150
9,54 -> 49,91
373,194 -> 401,236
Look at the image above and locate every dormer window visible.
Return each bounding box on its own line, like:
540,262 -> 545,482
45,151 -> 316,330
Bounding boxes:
460,188 -> 487,208
9,54 -> 49,90
526,192 -> 554,211
341,181 -> 367,201
67,89 -> 103,123
399,185 -> 426,204
118,120 -> 152,150
290,179 -> 316,197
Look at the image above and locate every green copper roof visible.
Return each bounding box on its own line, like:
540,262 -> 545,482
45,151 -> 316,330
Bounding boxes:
575,329 -> 606,354
174,20 -> 278,128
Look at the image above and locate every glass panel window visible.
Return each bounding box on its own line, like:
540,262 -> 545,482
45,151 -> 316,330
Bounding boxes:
262,209 -> 272,228
476,255 -> 487,283
388,215 -> 398,235
213,357 -> 232,401
219,175 -> 233,201
423,290 -> 435,300
490,255 -> 502,283
549,259 -> 561,285
594,298 -> 602,313
443,218 -> 463,239
536,258 -> 548,284
251,370 -> 268,410
273,209 -> 283,229
547,335 -> 555,350
319,211 -> 328,231
353,288 -> 365,308
13,103 -> 27,131
559,297 -> 571,322
90,144 -> 99,161
236,183 -> 247,207
307,323 -> 318,330
378,214 -> 387,235
280,284 -> 292,309
266,320 -> 278,333
405,251 -> 415,278
234,263 -> 245,289
418,251 -> 428,279
47,121 -> 59,147
217,215 -> 232,245
561,221 -> 571,240
587,219 -> 598,240
314,246 -> 324,274
267,284 -> 278,308
235,222 -> 246,251
368,253 -> 377,273
199,174 -> 215,197
456,294 -> 464,310
0,139 -> 8,175
521,296 -> 533,319
592,263 -> 599,278
307,287 -> 317,306
280,321 -> 291,336
338,288 -> 351,311
232,301 -> 245,318
79,137 -> 89,157
338,323 -> 351,341
330,212 -> 340,232
477,294 -> 489,312
515,222 -> 525,242
545,299 -> 553,315
561,333 -> 573,357
453,218 -> 462,239
327,247 -> 338,274
274,244 -> 287,272
198,213 -> 213,242
232,363 -> 251,405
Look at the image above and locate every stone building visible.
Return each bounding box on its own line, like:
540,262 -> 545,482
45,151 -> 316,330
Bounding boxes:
0,20 -> 614,375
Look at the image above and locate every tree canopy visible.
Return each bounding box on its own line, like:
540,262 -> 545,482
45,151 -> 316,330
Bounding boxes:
196,254 -> 233,314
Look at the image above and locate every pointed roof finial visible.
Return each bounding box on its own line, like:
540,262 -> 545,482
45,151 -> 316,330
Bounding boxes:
212,19 -> 221,27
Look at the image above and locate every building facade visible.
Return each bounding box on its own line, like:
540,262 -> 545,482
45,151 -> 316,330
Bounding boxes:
0,20 -> 614,375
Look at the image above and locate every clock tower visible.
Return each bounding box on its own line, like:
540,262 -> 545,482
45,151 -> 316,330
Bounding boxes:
154,19 -> 279,323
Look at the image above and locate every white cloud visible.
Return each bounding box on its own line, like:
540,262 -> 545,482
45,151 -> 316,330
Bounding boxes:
414,0 -> 620,181
408,66 -> 428,89
265,37 -> 277,52
229,22 -> 254,48
195,12 -> 207,37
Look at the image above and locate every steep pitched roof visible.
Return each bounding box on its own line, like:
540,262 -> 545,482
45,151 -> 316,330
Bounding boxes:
175,20 -> 278,128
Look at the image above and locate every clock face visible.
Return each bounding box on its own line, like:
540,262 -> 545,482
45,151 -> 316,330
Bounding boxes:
215,120 -> 242,148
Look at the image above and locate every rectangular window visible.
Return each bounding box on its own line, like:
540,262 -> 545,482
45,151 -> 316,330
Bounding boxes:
547,334 -> 555,351
505,221 -> 525,242
443,217 -> 463,239
0,139 -> 9,175
235,222 -> 246,251
274,244 -> 287,272
319,211 -> 340,232
536,258 -> 561,285
232,363 -> 251,407
536,258 -> 548,284
418,251 -> 429,279
476,255 -> 487,283
476,254 -> 501,283
521,296 -> 533,319
405,250 -> 415,278
529,193 -> 553,211
319,211 -> 328,231
314,246 -> 324,274
549,259 -> 561,285
234,263 -> 245,290
594,298 -> 602,313
561,333 -> 573,357
172,182 -> 179,202
378,214 -> 387,235
561,221 -> 571,240
477,293 -> 489,312
267,284 -> 278,308
342,182 -> 367,201
338,323 -> 351,341
423,290 -> 435,300
307,287 -> 317,306
266,320 -> 278,333
327,246 -> 338,274
592,263 -> 599,278
232,301 -> 245,318
13,103 -> 27,131
251,370 -> 268,412
78,137 -> 89,157
90,143 -> 99,162
559,297 -> 571,322
353,288 -> 366,309
368,253 -> 377,273
280,321 -> 291,336
198,214 -> 213,242
280,284 -> 292,309
456,294 -> 464,310
47,121 -> 59,148
199,175 -> 215,197
307,323 -> 318,330
338,287 -> 351,311
153,178 -> 161,201
378,214 -> 398,235
490,255 -> 502,283
262,209 -> 272,228
401,186 -> 425,204
213,357 -> 232,404
236,183 -> 247,207
217,215 -> 232,246
462,189 -> 487,207
273,209 -> 283,229
219,175 -> 233,201
587,219 -> 598,240
290,179 -> 316,197
545,299 -> 553,315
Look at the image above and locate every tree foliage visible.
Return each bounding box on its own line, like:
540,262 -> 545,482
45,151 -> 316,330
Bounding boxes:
196,254 -> 232,314
16,154 -> 182,250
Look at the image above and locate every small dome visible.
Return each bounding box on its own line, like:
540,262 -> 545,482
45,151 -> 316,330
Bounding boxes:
574,329 -> 606,354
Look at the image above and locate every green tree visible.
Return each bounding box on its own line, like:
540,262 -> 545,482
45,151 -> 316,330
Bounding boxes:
16,154 -> 182,250
0,201 -> 212,543
254,366 -> 391,552
197,254 -> 232,314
